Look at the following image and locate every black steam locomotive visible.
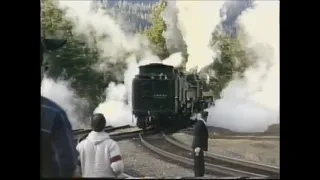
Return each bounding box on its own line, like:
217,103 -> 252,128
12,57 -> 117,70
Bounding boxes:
132,63 -> 210,131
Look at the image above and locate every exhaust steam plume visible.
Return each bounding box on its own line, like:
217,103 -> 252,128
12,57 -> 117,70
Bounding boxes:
57,0 -> 183,127
41,76 -> 90,129
175,0 -> 225,72
44,0 -> 279,133
162,1 -> 185,54
220,0 -> 253,36
206,1 -> 279,132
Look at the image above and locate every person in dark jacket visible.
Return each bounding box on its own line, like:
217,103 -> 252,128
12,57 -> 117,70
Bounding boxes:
41,38 -> 78,177
191,110 -> 209,177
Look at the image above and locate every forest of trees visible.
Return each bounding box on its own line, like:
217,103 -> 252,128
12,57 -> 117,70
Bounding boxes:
42,0 -> 252,111
106,0 -> 158,32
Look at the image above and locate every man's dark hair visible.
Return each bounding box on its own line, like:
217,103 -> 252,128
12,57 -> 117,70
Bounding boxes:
91,113 -> 106,132
200,110 -> 209,119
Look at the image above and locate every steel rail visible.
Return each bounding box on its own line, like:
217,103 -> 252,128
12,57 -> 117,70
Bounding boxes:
73,125 -> 131,137
209,135 -> 279,140
120,173 -> 133,179
77,130 -> 142,144
163,134 -> 279,176
139,133 -> 269,178
77,128 -> 157,144
179,130 -> 279,140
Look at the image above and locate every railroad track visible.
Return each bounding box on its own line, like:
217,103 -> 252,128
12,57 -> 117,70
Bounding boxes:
72,125 -> 133,141
77,128 -> 157,144
179,129 -> 279,141
72,125 -> 112,134
118,173 -> 133,179
209,135 -> 279,141
163,134 -> 280,178
73,125 -> 130,136
139,133 -> 277,179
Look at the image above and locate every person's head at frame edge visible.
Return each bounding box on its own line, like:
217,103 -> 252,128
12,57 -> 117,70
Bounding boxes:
40,38 -> 67,82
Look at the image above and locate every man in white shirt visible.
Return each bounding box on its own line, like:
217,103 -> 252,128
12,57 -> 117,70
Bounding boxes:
76,113 -> 124,178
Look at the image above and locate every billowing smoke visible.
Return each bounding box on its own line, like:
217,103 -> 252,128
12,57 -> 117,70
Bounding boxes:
46,0 -> 279,132
41,76 -> 90,129
162,1 -> 185,54
57,0 -> 183,127
93,52 -> 182,127
220,0 -> 253,36
206,1 -> 279,132
174,1 -> 225,72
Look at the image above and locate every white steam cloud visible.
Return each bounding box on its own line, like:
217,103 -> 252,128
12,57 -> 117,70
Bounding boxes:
206,1 -> 279,132
41,76 -> 90,129
45,0 -> 279,133
175,1 -> 225,72
162,1 -> 185,54
57,0 -> 183,127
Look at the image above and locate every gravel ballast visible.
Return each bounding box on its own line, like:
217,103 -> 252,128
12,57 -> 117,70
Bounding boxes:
117,138 -> 196,178
172,133 -> 279,167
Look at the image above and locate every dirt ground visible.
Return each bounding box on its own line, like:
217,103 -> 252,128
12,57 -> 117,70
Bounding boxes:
172,133 -> 279,167
206,123 -> 280,137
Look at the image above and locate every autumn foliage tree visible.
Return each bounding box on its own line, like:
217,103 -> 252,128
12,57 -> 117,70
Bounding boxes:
144,0 -> 170,60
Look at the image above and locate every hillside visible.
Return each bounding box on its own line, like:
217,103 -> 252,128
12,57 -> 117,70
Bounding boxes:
102,0 -> 160,32
101,0 -> 251,35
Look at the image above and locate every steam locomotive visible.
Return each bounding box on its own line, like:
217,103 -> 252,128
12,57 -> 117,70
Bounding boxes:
132,63 -> 211,132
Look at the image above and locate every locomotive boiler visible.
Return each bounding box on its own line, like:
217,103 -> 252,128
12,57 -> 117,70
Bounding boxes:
132,63 -> 210,131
